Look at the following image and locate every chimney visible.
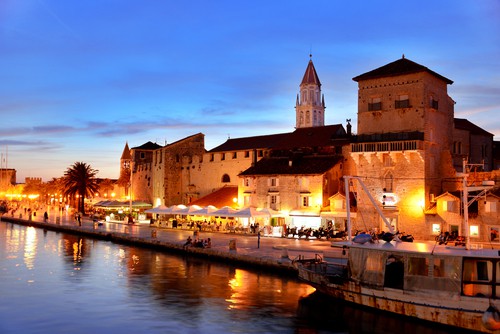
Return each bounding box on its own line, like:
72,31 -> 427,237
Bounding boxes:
252,149 -> 257,166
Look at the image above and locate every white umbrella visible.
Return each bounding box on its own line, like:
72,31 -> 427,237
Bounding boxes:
210,206 -> 238,217
232,207 -> 270,218
190,205 -> 218,216
145,205 -> 170,214
169,204 -> 188,215
175,204 -> 203,215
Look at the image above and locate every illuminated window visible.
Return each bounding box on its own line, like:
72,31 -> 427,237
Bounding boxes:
470,225 -> 479,237
442,200 -> 457,212
432,224 -> 441,235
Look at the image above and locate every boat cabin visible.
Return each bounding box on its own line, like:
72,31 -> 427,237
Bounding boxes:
341,241 -> 500,298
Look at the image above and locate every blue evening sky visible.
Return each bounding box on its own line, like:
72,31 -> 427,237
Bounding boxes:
1,0 -> 499,182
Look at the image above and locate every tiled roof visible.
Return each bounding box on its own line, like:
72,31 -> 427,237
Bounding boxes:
352,56 -> 453,85
132,141 -> 163,150
239,155 -> 343,176
301,59 -> 321,86
454,118 -> 494,137
273,125 -> 347,150
209,124 -> 348,153
189,186 -> 238,208
208,133 -> 290,152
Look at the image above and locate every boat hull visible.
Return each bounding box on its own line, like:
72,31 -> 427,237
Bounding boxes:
297,264 -> 492,333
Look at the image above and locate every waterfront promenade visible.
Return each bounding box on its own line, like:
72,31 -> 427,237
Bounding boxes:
1,207 -> 341,275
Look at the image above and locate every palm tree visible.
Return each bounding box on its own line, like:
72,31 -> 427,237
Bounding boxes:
62,162 -> 99,214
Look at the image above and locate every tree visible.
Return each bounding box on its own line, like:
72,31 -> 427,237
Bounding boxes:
62,162 -> 99,214
98,178 -> 115,198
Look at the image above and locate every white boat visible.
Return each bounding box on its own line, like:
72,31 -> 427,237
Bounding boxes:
296,173 -> 500,333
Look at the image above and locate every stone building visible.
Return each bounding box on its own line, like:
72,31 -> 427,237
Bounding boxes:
452,118 -> 494,172
123,55 -> 498,242
349,56 -> 496,240
152,133 -> 205,207
129,141 -> 162,203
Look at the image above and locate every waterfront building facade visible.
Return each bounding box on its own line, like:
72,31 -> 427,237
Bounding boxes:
349,56 -> 496,240
121,56 -> 498,242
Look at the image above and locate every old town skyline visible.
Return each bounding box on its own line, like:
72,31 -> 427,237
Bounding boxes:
1,0 -> 499,183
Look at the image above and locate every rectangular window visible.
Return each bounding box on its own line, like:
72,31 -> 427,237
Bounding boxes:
383,154 -> 392,167
269,195 -> 279,210
442,200 -> 456,212
301,196 -> 310,207
408,257 -> 428,276
232,152 -> 237,159
258,150 -> 263,157
221,153 -> 225,161
463,259 -> 494,297
470,225 -> 479,237
210,154 -> 214,162
334,199 -> 344,210
269,177 -> 279,187
432,224 -> 441,235
395,95 -> 410,108
244,178 -> 251,187
431,98 -> 439,109
433,258 -> 445,277
486,202 -> 498,213
368,97 -> 382,111
245,151 -> 250,158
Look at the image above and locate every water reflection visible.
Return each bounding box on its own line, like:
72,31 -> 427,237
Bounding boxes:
24,227 -> 37,270
0,222 -> 465,334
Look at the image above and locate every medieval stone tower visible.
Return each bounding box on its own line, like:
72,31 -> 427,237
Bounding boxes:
295,56 -> 325,128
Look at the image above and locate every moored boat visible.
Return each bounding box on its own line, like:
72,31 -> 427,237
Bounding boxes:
295,174 -> 500,333
296,240 -> 500,332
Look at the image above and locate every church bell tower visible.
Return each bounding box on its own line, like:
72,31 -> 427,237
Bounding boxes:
295,55 -> 325,128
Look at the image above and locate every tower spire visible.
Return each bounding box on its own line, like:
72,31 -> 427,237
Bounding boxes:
295,56 -> 325,128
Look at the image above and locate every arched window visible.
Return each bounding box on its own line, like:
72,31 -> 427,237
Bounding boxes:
221,174 -> 230,183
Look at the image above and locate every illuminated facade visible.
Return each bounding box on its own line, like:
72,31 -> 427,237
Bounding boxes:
349,56 -> 497,240
122,56 -> 498,241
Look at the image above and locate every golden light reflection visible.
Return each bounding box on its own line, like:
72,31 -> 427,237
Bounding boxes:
225,268 -> 317,310
24,226 -> 37,270
72,239 -> 83,263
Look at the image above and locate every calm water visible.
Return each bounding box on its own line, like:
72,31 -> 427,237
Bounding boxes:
0,222 -> 453,334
